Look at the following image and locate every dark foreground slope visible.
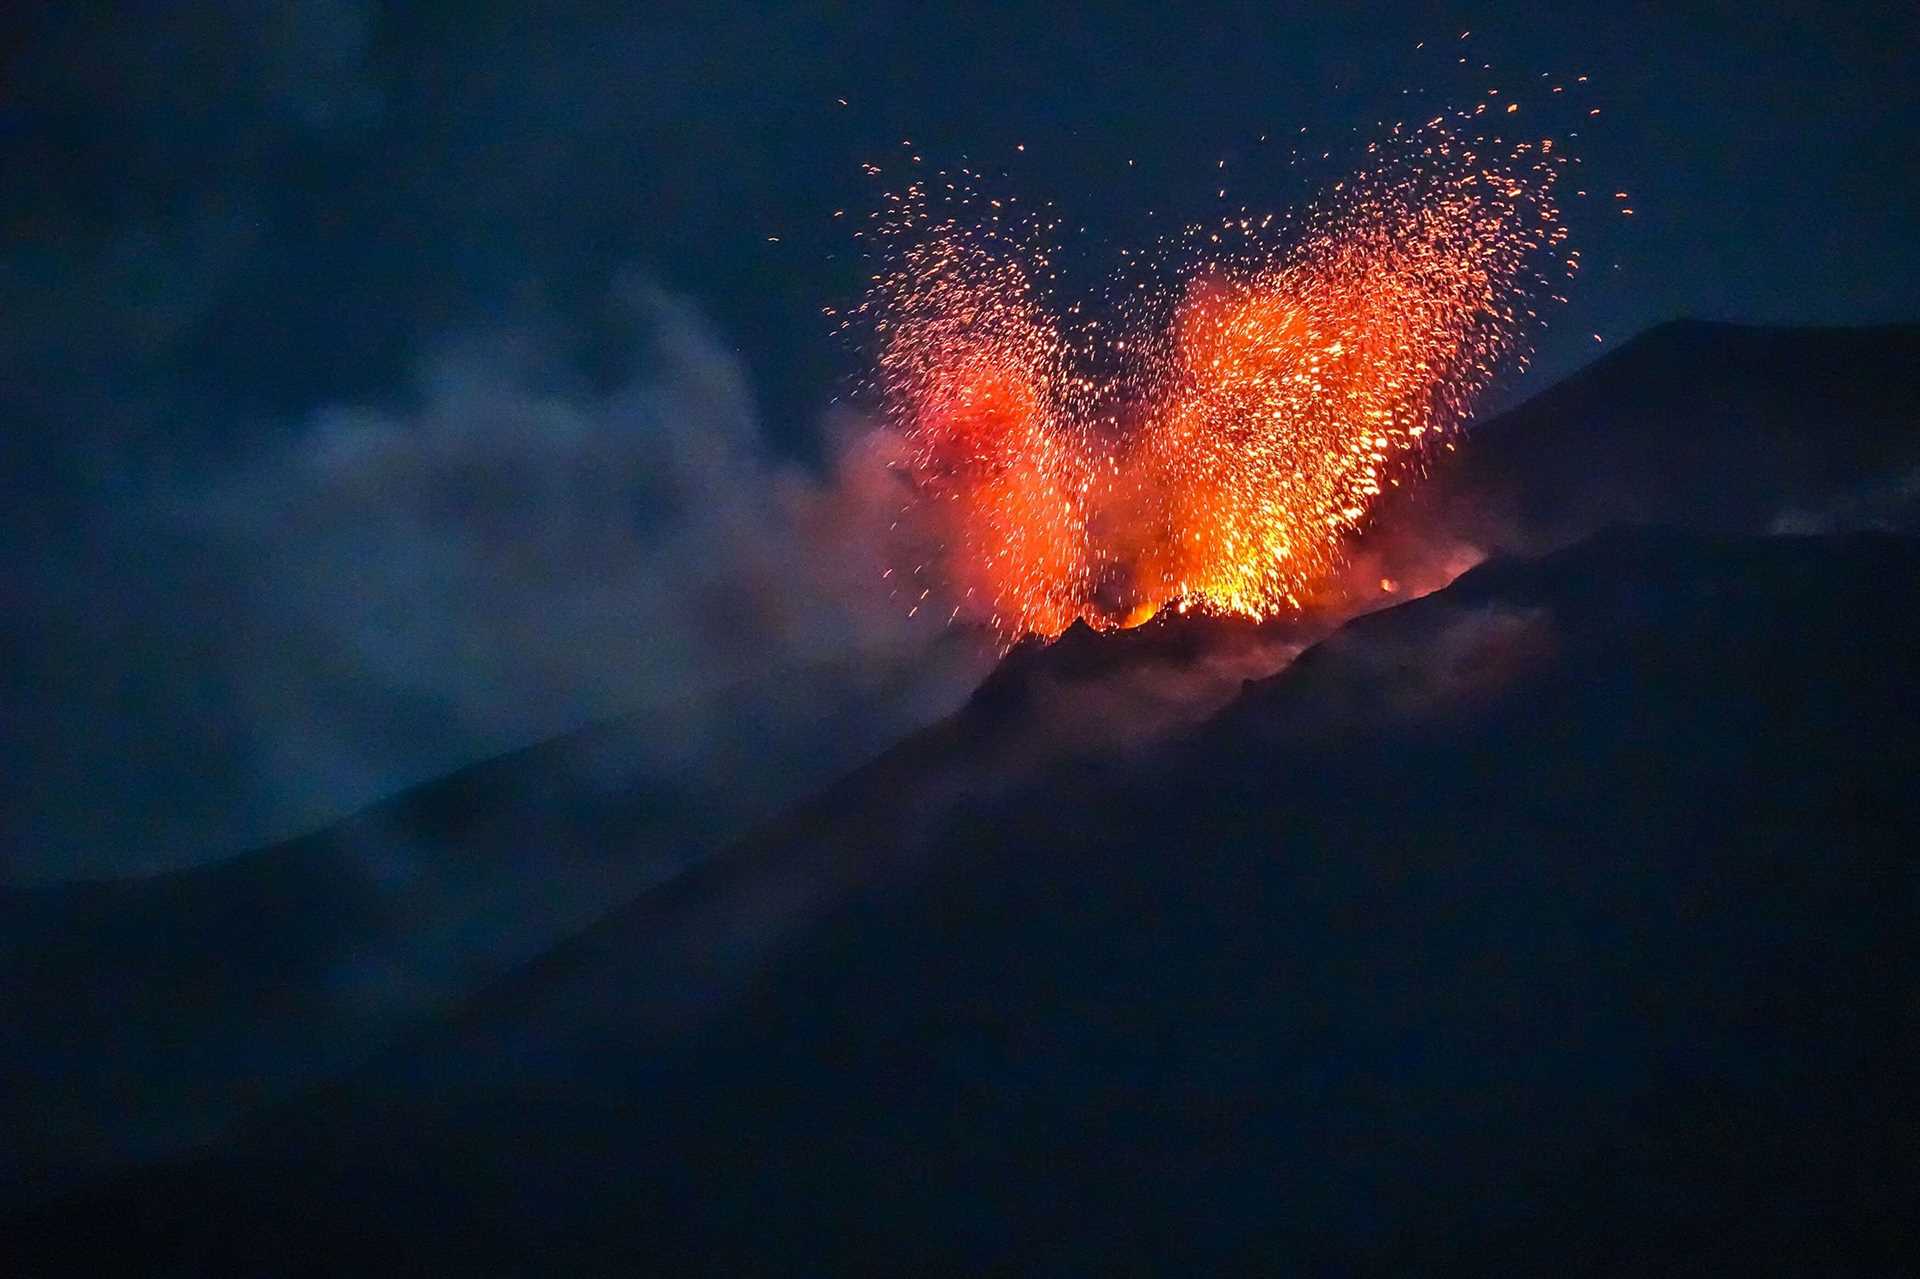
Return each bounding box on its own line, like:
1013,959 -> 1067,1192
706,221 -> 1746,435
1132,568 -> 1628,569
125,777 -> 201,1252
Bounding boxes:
19,526 -> 1918,1274
0,639 -> 992,1205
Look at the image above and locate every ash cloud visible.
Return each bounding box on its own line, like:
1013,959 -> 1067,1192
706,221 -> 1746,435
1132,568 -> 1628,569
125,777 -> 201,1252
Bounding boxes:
3,287 -> 979,881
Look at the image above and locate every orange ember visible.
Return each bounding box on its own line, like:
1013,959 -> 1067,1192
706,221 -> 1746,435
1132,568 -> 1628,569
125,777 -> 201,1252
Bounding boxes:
852,116 -> 1573,642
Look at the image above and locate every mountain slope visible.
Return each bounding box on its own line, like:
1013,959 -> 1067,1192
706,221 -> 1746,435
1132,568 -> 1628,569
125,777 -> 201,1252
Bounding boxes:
22,525 -> 1918,1272
9,319 -> 1918,1260
0,637 -> 992,1204
1332,320 -> 1920,603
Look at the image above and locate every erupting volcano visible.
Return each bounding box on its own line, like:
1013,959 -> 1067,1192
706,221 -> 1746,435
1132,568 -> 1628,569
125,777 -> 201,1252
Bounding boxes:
850,114 -> 1576,641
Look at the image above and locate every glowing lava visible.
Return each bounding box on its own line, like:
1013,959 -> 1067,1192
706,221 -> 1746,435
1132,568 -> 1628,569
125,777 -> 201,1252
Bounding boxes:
850,114 -> 1575,642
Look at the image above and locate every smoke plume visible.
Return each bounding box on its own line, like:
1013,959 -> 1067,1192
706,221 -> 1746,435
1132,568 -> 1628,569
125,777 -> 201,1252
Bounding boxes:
3,287 -> 982,881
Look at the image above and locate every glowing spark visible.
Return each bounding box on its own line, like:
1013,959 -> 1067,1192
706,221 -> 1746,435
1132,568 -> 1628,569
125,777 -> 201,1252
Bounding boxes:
856,115 -> 1573,642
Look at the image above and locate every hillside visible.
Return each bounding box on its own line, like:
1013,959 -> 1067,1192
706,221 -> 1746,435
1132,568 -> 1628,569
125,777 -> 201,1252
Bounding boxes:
0,638 -> 992,1203
1328,320 -> 1920,605
19,525 -> 1917,1272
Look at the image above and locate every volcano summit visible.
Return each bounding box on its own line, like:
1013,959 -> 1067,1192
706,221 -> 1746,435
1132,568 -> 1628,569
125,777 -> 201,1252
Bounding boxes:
9,322 -> 1920,1273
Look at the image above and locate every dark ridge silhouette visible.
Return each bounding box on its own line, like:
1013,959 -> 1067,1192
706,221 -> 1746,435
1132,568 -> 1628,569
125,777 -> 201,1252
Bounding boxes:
16,524 -> 1917,1273
1328,320 -> 1920,606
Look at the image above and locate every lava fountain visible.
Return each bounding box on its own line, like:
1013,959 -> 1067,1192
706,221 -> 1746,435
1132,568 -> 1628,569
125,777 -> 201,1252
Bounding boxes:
848,113 -> 1576,643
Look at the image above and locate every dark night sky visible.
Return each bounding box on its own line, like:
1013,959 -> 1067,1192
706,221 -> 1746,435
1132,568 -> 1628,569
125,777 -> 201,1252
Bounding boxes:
3,1 -> 1915,879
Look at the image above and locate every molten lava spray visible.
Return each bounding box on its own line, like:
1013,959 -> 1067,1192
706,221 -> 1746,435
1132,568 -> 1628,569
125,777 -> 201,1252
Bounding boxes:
849,113 -> 1576,642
